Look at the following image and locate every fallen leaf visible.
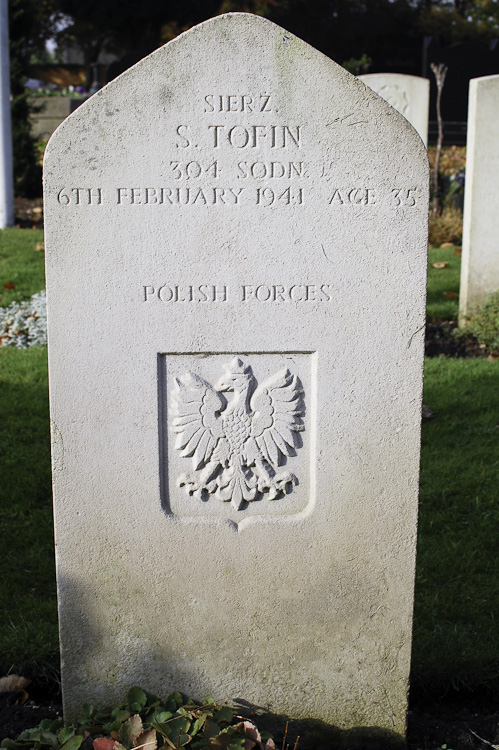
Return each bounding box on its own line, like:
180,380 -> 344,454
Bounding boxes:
93,739 -> 119,750
133,727 -> 157,750
0,675 -> 31,694
34,241 -> 44,252
242,721 -> 261,744
454,247 -> 462,256
3,282 -> 15,289
443,291 -> 459,298
441,241 -> 454,247
487,354 -> 499,362
422,404 -> 436,419
120,715 -> 143,748
431,262 -> 448,269
15,689 -> 29,705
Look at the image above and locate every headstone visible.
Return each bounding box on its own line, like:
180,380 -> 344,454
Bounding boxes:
459,74 -> 499,324
359,73 -> 430,147
44,14 -> 428,748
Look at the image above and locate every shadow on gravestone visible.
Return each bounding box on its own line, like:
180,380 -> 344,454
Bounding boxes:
234,699 -> 406,750
44,13 -> 428,748
56,573 -> 215,711
57,575 -> 407,749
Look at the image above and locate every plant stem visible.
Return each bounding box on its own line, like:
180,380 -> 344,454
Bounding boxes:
431,62 -> 448,217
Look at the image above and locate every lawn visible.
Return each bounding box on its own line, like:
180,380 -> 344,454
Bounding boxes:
0,229 -> 498,698
426,245 -> 461,321
414,356 -> 499,694
0,229 -> 44,308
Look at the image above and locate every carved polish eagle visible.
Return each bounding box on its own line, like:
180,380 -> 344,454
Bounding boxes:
171,358 -> 305,510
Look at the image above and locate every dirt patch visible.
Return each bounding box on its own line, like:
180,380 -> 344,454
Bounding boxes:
426,320 -> 492,359
2,689 -> 499,749
0,692 -> 61,739
408,690 -> 499,750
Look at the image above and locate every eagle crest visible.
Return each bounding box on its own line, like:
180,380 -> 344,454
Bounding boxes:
171,358 -> 305,510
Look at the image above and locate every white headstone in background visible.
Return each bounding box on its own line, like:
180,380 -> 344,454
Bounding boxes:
44,14 -> 428,748
359,73 -> 430,147
460,74 -> 499,324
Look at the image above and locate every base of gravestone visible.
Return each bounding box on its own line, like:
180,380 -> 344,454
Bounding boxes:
234,701 -> 407,750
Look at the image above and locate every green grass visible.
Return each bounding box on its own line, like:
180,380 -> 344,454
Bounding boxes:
426,245 -> 462,322
0,229 -> 56,682
412,358 -> 499,693
0,228 -> 45,307
1,228 -> 499,699
0,345 -> 58,683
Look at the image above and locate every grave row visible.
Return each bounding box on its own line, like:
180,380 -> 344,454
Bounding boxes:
363,72 -> 497,321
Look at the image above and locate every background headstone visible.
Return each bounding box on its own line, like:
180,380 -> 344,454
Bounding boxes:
44,14 -> 428,747
459,74 -> 499,323
29,96 -> 89,140
359,73 -> 430,147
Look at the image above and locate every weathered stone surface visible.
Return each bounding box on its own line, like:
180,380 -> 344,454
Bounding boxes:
359,73 -> 430,146
460,74 -> 499,323
44,13 -> 428,747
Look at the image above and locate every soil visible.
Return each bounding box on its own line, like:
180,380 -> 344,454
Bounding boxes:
425,320 -> 493,359
2,687 -> 499,749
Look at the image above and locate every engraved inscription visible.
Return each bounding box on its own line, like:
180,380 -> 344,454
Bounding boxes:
117,187 -> 244,205
327,186 -> 420,208
55,184 -> 420,209
204,94 -> 273,113
241,284 -> 332,301
390,188 -> 418,207
329,188 -> 376,206
53,93 -> 423,212
144,285 -> 228,302
171,358 -> 304,510
143,284 -> 332,302
237,161 -> 306,179
208,124 -> 301,148
57,188 -> 102,205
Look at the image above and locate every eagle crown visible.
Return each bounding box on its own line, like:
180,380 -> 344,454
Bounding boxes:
216,358 -> 256,408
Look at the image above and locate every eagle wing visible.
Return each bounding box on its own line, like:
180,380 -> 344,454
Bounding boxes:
171,372 -> 226,470
249,368 -> 304,469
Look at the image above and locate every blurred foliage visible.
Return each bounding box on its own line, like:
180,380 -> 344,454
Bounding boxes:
419,0 -> 499,45
52,0 -> 280,85
8,0 -> 54,197
342,52 -> 372,75
428,205 -> 463,246
464,290 -> 499,354
428,145 -> 466,177
427,147 -> 466,246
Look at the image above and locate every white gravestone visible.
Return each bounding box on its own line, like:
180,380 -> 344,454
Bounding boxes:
359,73 -> 430,147
460,74 -> 499,324
44,14 -> 428,748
